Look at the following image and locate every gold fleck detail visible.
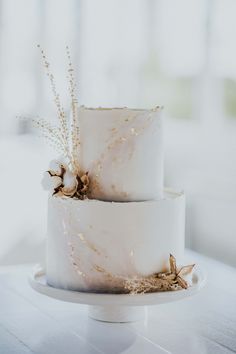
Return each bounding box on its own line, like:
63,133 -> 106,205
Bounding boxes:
78,233 -> 101,255
94,265 -> 106,273
130,127 -> 139,136
78,233 -> 84,241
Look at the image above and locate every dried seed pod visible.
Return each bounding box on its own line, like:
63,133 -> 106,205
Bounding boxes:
81,172 -> 89,186
178,264 -> 195,278
176,275 -> 188,289
76,172 -> 90,197
169,254 -> 177,274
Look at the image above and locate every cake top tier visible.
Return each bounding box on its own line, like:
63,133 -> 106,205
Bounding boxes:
34,49 -> 164,202
78,106 -> 164,202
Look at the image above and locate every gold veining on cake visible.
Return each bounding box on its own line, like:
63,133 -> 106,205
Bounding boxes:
93,265 -> 115,282
87,110 -> 155,199
68,241 -> 86,278
51,196 -> 190,294
78,232 -> 101,255
93,265 -> 106,273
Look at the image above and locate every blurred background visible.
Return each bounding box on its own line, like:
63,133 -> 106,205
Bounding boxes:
1,0 -> 236,267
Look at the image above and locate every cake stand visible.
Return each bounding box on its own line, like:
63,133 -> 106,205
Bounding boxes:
29,265 -> 206,323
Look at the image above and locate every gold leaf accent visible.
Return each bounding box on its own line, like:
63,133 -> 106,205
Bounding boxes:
170,253 -> 177,274
93,265 -> 106,273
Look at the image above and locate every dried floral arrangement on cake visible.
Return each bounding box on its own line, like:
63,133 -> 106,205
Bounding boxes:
34,45 -> 89,200
42,160 -> 89,198
124,254 -> 195,294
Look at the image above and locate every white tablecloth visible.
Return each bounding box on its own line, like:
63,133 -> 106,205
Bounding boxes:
0,250 -> 236,354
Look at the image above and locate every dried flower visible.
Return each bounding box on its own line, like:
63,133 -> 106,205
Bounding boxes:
80,172 -> 89,193
42,159 -> 89,199
124,254 -> 195,294
30,46 -> 92,200
61,169 -> 78,196
73,172 -> 90,199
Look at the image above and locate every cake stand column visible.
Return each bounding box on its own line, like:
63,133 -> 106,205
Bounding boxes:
88,305 -> 146,323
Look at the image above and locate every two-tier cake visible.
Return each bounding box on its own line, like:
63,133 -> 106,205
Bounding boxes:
44,106 -> 186,293
37,46 -> 192,295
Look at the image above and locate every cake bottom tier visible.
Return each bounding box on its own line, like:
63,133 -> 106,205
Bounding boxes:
46,189 -> 185,293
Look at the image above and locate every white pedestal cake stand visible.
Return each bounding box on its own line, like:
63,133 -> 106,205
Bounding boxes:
29,266 -> 206,323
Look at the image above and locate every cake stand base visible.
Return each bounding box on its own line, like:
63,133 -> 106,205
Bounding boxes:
29,266 -> 206,323
88,305 -> 146,322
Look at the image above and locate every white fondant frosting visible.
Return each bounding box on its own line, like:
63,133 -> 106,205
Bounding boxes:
78,107 -> 163,201
46,190 -> 185,293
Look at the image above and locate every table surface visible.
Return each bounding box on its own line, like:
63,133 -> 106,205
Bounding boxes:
0,250 -> 236,354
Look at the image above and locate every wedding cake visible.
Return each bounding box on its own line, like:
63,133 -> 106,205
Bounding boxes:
43,106 -> 186,293
37,46 -> 193,294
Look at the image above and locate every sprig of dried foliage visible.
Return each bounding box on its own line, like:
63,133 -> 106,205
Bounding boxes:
33,45 -> 80,175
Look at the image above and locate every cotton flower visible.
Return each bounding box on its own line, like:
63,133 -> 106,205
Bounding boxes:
61,169 -> 78,196
48,159 -> 67,177
41,171 -> 62,191
41,159 -> 89,199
